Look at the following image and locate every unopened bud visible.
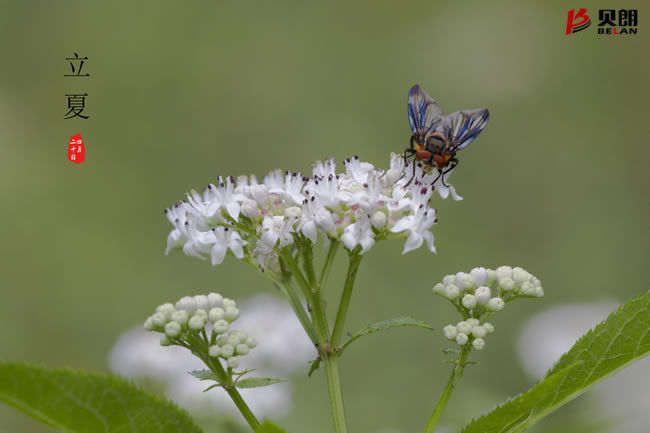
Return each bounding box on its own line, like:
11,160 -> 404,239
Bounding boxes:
444,284 -> 460,300
194,295 -> 209,312
209,307 -> 225,322
462,294 -> 477,309
164,321 -> 182,338
151,312 -> 168,328
220,344 -> 235,358
472,338 -> 485,350
487,297 -> 505,312
224,306 -> 240,322
207,292 -> 224,308
156,303 -> 175,320
208,345 -> 221,357
213,319 -> 229,334
474,286 -> 491,305
456,333 -> 469,345
188,315 -> 207,330
456,321 -> 472,335
471,326 -> 487,338
241,199 -> 260,218
443,325 -> 458,340
236,344 -> 250,355
371,211 -> 387,229
285,206 -> 302,219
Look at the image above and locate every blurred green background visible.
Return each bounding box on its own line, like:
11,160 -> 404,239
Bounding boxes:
1,0 -> 648,432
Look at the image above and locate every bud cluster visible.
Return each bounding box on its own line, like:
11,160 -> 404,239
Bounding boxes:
433,266 -> 543,350
144,292 -> 256,369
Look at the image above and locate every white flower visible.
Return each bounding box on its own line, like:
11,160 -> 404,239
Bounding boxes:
261,215 -> 295,248
210,227 -> 246,265
164,202 -> 191,254
211,176 -> 246,221
269,171 -> 305,205
390,206 -> 437,254
343,155 -> 376,185
341,216 -> 375,254
181,226 -> 217,261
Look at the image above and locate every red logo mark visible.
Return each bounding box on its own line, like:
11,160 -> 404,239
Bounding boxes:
566,8 -> 591,34
68,133 -> 85,164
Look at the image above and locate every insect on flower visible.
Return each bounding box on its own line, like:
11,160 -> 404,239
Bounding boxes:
404,84 -> 489,185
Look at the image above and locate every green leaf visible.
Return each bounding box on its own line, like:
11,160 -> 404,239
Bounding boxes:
462,291 -> 650,433
255,419 -> 290,433
307,358 -> 321,377
340,316 -> 433,352
236,377 -> 285,388
0,361 -> 202,433
188,369 -> 218,381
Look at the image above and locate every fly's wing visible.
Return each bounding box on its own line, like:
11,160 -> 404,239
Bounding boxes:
446,108 -> 490,150
407,84 -> 444,136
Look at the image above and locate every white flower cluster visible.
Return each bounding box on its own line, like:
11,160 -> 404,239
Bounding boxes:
434,266 -> 543,350
144,292 -> 256,369
165,153 -> 462,269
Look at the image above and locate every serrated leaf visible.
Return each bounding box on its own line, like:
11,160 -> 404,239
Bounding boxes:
255,419 -> 290,433
236,377 -> 285,388
189,369 -> 218,381
462,291 -> 650,433
0,361 -> 202,433
340,316 -> 433,352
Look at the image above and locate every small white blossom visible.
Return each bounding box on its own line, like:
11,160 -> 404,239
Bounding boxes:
261,215 -> 294,248
341,216 -> 375,254
390,206 -> 437,254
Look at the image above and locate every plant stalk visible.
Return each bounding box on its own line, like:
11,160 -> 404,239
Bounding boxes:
423,346 -> 471,433
331,251 -> 363,346
323,353 -> 348,433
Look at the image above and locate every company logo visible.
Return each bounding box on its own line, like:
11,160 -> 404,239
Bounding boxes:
566,8 -> 591,34
566,8 -> 638,35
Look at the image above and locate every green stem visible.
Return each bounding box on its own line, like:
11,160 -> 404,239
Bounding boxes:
224,385 -> 260,430
323,353 -> 348,433
303,245 -> 331,338
280,249 -> 329,344
423,346 -> 471,433
275,280 -> 318,343
186,334 -> 261,430
331,251 -> 363,346
319,239 -> 340,288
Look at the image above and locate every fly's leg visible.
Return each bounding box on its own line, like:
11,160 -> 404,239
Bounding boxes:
439,158 -> 459,187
